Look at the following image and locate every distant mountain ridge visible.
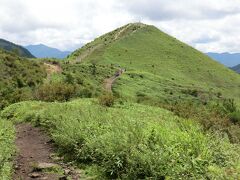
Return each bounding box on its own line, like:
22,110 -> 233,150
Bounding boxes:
206,52 -> 240,67
0,38 -> 35,58
232,64 -> 240,74
25,44 -> 71,59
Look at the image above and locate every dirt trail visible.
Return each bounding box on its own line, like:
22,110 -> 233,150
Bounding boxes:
114,23 -> 146,40
114,24 -> 131,40
75,45 -> 101,63
75,25 -> 131,63
104,69 -> 125,92
43,63 -> 62,74
13,123 -> 80,180
43,62 -> 62,80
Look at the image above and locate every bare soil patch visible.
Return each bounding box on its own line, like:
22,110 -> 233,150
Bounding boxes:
13,123 -> 80,180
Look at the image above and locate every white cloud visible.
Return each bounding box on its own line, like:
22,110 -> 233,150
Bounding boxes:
122,0 -> 240,20
0,0 -> 239,52
0,0 -> 135,50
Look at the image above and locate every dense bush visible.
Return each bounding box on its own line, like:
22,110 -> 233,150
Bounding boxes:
229,111 -> 240,124
35,63 -> 108,101
61,63 -> 116,97
98,93 -> 115,107
157,99 -> 240,143
0,50 -> 46,109
182,89 -> 199,97
222,98 -> 237,113
35,82 -> 76,102
0,53 -> 116,108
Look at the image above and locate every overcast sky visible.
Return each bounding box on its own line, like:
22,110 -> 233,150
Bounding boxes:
0,0 -> 240,52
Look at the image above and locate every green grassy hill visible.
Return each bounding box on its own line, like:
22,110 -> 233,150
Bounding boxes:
0,38 -> 35,58
68,23 -> 240,102
67,22 -> 240,144
0,49 -> 46,109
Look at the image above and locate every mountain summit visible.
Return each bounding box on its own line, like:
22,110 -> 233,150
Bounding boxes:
68,23 -> 240,99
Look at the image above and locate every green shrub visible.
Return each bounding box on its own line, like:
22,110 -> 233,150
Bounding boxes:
182,89 -> 199,97
0,50 -> 46,109
222,98 -> 237,113
64,73 -> 75,84
98,93 -> 115,107
229,111 -> 240,124
78,87 -> 94,98
35,82 -> 76,102
136,92 -> 150,103
158,99 -> 240,143
61,63 -> 116,97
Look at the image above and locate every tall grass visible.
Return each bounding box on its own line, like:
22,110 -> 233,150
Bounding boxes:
2,99 -> 240,179
0,119 -> 15,179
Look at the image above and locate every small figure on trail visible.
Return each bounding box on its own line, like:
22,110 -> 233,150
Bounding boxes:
114,68 -> 125,78
115,71 -> 120,77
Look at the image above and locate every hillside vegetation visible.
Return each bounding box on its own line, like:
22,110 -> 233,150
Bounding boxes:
69,23 -> 240,101
0,39 -> 35,58
33,60 -> 116,101
0,49 -> 46,109
0,49 -> 115,109
0,23 -> 240,179
1,99 -> 240,179
68,23 -> 240,143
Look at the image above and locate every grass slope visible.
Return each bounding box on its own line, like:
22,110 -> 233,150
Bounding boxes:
67,23 -> 240,144
68,23 -> 240,102
1,99 -> 240,179
0,49 -> 46,109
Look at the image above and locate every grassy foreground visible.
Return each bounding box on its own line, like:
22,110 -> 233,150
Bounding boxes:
1,99 -> 240,179
0,119 -> 15,179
